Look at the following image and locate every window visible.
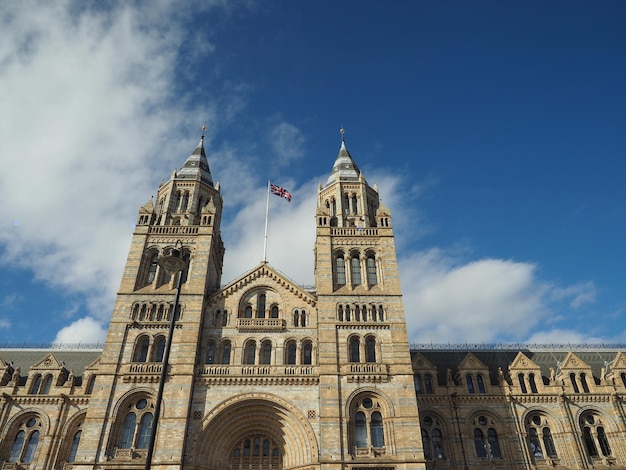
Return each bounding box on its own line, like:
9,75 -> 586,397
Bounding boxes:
473,415 -> 501,459
477,374 -> 486,393
257,294 -> 266,318
147,252 -> 158,284
8,416 -> 43,463
230,435 -> 281,468
244,305 -> 252,318
154,337 -> 166,362
529,373 -> 538,393
30,374 -> 42,394
68,429 -> 82,462
570,373 -> 580,393
206,340 -> 216,364
518,373 -> 528,393
244,341 -> 256,365
350,337 -> 360,362
270,305 -> 278,318
467,374 -> 475,394
220,341 -> 231,364
351,255 -> 361,286
424,373 -> 434,394
580,373 -> 590,393
302,341 -> 313,365
421,416 -> 446,460
366,255 -> 377,286
581,412 -> 612,458
261,340 -> 272,364
351,395 -> 386,450
300,311 -> 306,327
366,337 -> 376,363
117,398 -> 154,451
336,254 -> 346,286
286,341 -> 297,365
526,414 -> 558,462
414,374 -> 423,395
41,374 -> 53,394
134,336 -> 150,362
85,375 -> 96,395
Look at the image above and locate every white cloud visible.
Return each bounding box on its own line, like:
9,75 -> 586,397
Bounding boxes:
526,328 -> 625,345
0,2 -> 226,327
53,316 -> 107,345
550,281 -> 597,309
268,121 -> 306,165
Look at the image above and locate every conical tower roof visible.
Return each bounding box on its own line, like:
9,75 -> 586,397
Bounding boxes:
177,136 -> 214,186
325,131 -> 363,186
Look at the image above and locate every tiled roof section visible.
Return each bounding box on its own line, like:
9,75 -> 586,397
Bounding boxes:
177,137 -> 214,186
325,138 -> 363,186
412,348 -> 624,387
0,349 -> 102,378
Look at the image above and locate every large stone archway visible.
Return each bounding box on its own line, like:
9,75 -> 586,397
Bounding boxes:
190,393 -> 319,470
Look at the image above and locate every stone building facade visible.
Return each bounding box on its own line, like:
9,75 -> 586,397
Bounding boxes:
1,136 -> 625,470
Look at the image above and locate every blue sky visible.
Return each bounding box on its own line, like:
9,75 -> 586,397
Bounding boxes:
1,1 -> 625,346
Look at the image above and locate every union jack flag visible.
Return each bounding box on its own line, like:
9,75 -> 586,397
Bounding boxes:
270,182 -> 292,202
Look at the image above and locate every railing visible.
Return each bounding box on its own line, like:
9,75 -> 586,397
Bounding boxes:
148,226 -> 199,235
330,227 -> 378,236
200,365 -> 317,376
236,318 -> 286,331
113,447 -> 148,459
346,363 -> 387,374
126,363 -> 163,374
410,342 -> 626,352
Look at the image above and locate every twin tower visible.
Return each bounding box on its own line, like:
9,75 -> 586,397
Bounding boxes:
77,134 -> 425,469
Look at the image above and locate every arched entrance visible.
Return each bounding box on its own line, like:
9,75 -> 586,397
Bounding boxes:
193,394 -> 318,470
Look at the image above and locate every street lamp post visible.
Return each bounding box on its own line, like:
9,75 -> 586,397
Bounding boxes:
145,241 -> 187,470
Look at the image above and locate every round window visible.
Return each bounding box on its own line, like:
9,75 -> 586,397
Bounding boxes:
136,398 -> 148,410
362,398 -> 373,409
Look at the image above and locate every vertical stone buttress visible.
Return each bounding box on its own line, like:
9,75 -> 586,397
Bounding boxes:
77,137 -> 224,468
315,135 -> 425,469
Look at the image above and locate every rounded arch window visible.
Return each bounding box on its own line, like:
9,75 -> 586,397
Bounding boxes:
580,411 -> 611,458
117,396 -> 155,450
351,394 -> 386,450
133,336 -> 150,362
7,415 -> 43,463
472,415 -> 502,459
421,415 -> 446,460
526,413 -> 558,461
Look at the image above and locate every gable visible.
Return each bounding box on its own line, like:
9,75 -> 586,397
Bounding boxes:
509,352 -> 541,371
458,352 -> 489,371
559,352 -> 592,371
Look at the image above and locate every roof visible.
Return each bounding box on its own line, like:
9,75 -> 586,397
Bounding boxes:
325,137 -> 363,186
176,137 -> 214,186
0,348 -> 102,378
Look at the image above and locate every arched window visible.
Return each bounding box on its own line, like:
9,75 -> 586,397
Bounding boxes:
366,255 -> 377,286
85,375 -> 96,395
220,341 -> 231,364
117,398 -> 154,451
424,373 -> 434,394
242,305 -> 252,318
302,341 -> 313,365
230,435 -> 282,469
30,375 -> 42,394
350,337 -> 360,362
414,374 -> 423,395
473,416 -> 501,459
570,373 -> 580,393
338,305 -> 344,321
301,311 -> 306,327
352,396 -> 386,451
378,304 -> 385,321
8,416 -> 43,463
421,415 -> 446,460
467,374 -> 475,394
147,252 -> 159,284
477,374 -> 486,393
261,341 -> 272,365
529,373 -> 538,393
270,305 -> 279,318
206,340 -> 216,364
351,255 -> 361,286
135,413 -> 153,449
286,341 -> 297,365
370,411 -> 385,447
244,341 -> 256,365
41,374 -> 53,394
526,414 -> 558,461
581,413 -> 611,458
366,337 -> 376,363
154,337 -> 166,362
293,311 -> 299,327
621,372 -> 626,388
335,254 -> 346,286
580,373 -> 590,393
518,373 -> 528,393
68,430 -> 82,462
257,294 -> 266,318
134,336 -> 150,362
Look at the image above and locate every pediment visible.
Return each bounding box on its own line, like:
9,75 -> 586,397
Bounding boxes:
612,352 -> 626,371
84,356 -> 101,372
458,352 -> 488,371
411,352 -> 437,371
30,352 -> 65,372
558,352 -> 591,371
509,352 -> 540,371
211,262 -> 317,307
139,198 -> 154,213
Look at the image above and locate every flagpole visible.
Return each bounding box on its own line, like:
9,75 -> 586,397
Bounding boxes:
263,180 -> 270,263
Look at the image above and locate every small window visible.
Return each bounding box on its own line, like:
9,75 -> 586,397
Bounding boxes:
366,255 -> 377,286
220,341 -> 232,364
467,374 -> 475,394
154,337 -> 166,362
336,255 -> 346,286
351,255 -> 361,286
302,342 -> 313,365
350,337 -> 360,362
366,337 -> 376,363
244,342 -> 256,365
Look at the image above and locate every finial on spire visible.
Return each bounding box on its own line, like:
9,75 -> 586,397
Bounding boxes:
201,122 -> 207,141
340,127 -> 345,142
